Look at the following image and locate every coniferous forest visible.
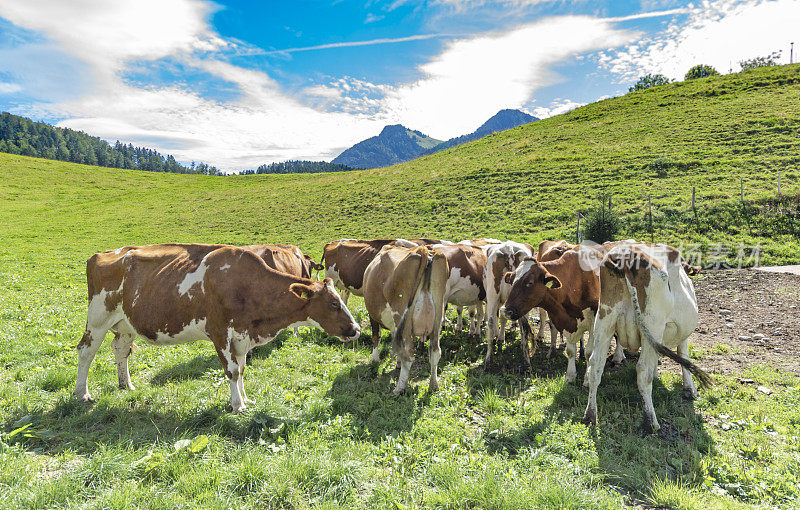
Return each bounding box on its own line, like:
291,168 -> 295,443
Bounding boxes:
0,112 -> 221,175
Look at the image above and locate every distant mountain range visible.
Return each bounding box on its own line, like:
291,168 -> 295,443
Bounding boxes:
331,125 -> 443,169
331,109 -> 538,169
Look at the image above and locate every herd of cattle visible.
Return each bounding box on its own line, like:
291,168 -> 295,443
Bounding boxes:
73,237 -> 712,433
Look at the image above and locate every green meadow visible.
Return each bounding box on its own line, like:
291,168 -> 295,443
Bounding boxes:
1,64 -> 799,508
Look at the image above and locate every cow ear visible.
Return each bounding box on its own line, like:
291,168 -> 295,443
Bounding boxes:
289,283 -> 316,300
544,275 -> 561,289
504,271 -> 514,284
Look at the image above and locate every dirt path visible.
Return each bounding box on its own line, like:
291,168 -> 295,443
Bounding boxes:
690,269 -> 800,375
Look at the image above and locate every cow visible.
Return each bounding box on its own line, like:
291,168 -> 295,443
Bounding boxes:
321,238 -> 447,304
241,243 -> 325,341
535,240 -> 577,358
581,242 -> 712,434
482,241 -> 535,367
363,245 -> 449,394
431,243 -> 487,336
242,244 -> 324,280
74,243 -> 360,412
504,246 -> 600,383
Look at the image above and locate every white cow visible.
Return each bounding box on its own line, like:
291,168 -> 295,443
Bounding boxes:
582,242 -> 712,434
482,241 -> 534,366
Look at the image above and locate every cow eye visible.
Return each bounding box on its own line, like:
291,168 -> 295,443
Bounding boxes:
525,280 -> 533,288
331,300 -> 341,310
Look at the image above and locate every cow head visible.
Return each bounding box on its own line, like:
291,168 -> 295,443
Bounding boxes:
289,277 -> 361,340
503,260 -> 561,320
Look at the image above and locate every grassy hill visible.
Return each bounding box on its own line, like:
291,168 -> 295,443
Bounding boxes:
1,65 -> 799,508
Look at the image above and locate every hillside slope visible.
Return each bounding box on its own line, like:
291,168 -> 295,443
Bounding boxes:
331,124 -> 442,169
1,65 -> 799,266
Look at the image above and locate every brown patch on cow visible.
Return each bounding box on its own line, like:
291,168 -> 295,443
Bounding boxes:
432,244 -> 487,300
491,253 -> 509,294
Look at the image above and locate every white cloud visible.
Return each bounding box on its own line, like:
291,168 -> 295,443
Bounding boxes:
0,0 -> 387,170
530,99 -> 587,118
601,0 -> 800,81
0,82 -> 21,94
381,16 -> 638,139
365,13 -> 385,23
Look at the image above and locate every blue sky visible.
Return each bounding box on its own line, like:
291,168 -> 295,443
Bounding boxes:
0,0 -> 797,170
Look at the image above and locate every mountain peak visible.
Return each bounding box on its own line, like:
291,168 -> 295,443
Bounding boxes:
331,108 -> 537,169
331,125 -> 442,169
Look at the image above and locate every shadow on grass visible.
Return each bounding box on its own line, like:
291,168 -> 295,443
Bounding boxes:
149,354 -> 220,386
325,340 -> 425,442
483,356 -> 716,500
3,394 -> 305,456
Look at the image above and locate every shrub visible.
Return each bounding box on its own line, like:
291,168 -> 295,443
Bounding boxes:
740,51 -> 782,71
685,64 -> 719,80
583,195 -> 622,244
629,74 -> 671,92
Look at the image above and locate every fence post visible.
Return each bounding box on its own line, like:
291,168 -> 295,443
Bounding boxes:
576,212 -> 582,243
648,195 -> 653,243
740,178 -> 744,204
778,172 -> 782,195
692,186 -> 698,224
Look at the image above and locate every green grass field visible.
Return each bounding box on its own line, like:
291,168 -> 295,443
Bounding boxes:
1,65 -> 799,508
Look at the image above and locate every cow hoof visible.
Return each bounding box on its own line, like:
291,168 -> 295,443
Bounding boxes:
683,387 -> 699,400
392,386 -> 406,395
429,380 -> 440,392
230,404 -> 248,413
582,407 -> 597,426
641,418 -> 660,435
118,383 -> 136,391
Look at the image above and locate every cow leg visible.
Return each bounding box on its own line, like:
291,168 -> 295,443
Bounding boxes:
393,347 -> 414,395
565,339 -> 578,383
583,318 -> 614,426
548,322 -> 558,359
74,327 -> 108,402
518,315 -> 532,369
474,303 -> 485,336
637,340 -> 661,434
236,354 -> 254,405
536,309 -> 547,344
484,302 -> 498,366
612,340 -> 626,364
497,313 -> 507,347
467,306 -> 476,335
370,319 -> 382,363
429,333 -> 441,391
215,340 -> 248,413
455,306 -> 463,333
678,339 -> 698,399
112,332 -> 136,391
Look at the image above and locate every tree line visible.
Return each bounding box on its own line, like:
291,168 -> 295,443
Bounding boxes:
237,160 -> 354,175
0,112 -> 221,175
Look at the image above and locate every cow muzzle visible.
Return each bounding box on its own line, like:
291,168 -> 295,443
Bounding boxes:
504,306 -> 521,321
343,324 -> 361,341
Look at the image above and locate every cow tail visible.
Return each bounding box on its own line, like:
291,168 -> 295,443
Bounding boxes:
394,256 -> 434,351
622,268 -> 713,389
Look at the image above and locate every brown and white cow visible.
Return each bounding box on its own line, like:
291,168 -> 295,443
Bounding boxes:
74,243 -> 360,412
535,240 -> 577,357
482,241 -> 535,366
322,238 -> 447,304
363,245 -> 449,394
432,243 -> 487,336
504,246 -> 600,382
582,242 -> 711,434
242,244 -> 324,280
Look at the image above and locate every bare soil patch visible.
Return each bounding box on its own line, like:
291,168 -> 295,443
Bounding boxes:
690,269 -> 800,375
